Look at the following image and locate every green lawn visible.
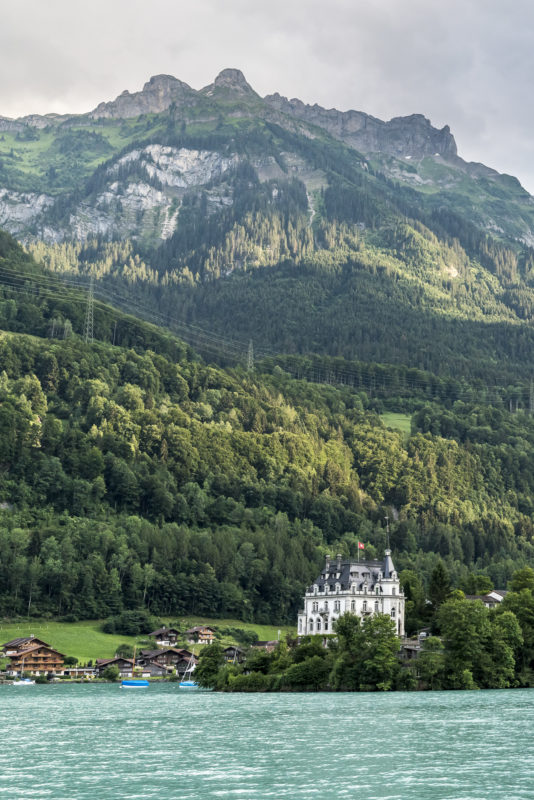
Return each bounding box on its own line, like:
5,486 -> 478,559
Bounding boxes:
381,412 -> 412,440
0,617 -> 297,664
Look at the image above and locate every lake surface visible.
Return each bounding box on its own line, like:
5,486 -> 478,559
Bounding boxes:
2,684 -> 534,799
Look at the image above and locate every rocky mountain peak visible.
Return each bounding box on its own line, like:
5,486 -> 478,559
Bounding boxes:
202,68 -> 257,97
89,74 -> 194,119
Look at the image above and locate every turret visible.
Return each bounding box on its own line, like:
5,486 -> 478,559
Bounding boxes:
383,548 -> 395,578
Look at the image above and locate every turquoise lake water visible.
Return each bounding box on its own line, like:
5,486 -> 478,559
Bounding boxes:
2,684 -> 534,799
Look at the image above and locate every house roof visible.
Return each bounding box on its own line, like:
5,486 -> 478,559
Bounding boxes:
224,646 -> 244,653
2,636 -> 50,649
96,657 -> 134,667
139,647 -> 191,660
308,551 -> 397,593
149,627 -> 180,637
9,643 -> 65,658
186,626 -> 215,634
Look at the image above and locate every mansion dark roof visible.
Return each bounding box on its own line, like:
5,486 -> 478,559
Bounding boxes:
308,552 -> 397,593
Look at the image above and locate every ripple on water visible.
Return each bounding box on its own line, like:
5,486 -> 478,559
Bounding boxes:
1,686 -> 534,799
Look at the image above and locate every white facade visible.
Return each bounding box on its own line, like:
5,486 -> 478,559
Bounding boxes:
298,550 -> 405,637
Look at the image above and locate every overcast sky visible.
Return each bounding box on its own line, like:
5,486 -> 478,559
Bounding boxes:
2,0 -> 534,190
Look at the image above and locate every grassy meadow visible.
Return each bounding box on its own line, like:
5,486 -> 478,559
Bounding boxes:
0,618 -> 297,664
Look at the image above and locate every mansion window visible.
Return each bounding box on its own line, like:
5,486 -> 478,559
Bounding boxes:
312,601 -> 318,612
316,619 -> 321,631
324,600 -> 329,610
374,601 -> 379,611
334,600 -> 340,612
391,608 -> 396,618
362,601 -> 367,612
309,619 -> 314,632
324,620 -> 328,631
350,600 -> 355,611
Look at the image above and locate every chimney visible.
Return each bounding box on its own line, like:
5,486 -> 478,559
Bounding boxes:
325,554 -> 331,571
336,553 -> 342,570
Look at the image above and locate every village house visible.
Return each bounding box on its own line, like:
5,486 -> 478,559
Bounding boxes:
223,645 -> 245,663
94,657 -> 134,678
148,626 -> 181,647
3,639 -> 65,676
185,626 -> 215,645
136,647 -> 193,673
2,636 -> 50,656
465,590 -> 507,609
252,641 -> 278,652
298,550 -> 405,637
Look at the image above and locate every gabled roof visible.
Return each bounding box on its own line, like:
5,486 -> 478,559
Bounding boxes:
9,643 -> 65,658
2,636 -> 50,650
96,657 -> 134,667
185,626 -> 215,634
149,627 -> 180,637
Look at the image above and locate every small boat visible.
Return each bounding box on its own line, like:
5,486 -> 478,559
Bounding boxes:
179,654 -> 199,689
121,679 -> 149,688
13,677 -> 35,686
120,646 -> 149,688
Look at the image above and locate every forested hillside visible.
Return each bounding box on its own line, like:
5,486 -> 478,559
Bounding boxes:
1,233 -> 534,625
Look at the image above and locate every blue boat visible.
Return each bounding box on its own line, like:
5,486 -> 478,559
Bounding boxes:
178,679 -> 199,689
121,679 -> 149,688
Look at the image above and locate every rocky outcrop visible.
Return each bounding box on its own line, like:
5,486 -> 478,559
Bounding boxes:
201,68 -> 258,98
89,75 -> 196,119
111,144 -> 239,188
264,93 -> 457,160
0,189 -> 53,235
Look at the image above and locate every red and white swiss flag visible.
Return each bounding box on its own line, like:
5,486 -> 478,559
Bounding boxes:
358,541 -> 365,550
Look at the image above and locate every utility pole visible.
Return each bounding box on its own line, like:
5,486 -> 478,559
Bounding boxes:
84,276 -> 94,344
247,339 -> 254,372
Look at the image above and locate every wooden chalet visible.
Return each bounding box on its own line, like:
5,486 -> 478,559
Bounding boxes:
7,643 -> 65,675
137,647 -> 193,671
94,657 -> 134,678
223,646 -> 245,663
252,641 -> 278,652
185,626 -> 215,645
2,636 -> 50,656
148,626 -> 180,647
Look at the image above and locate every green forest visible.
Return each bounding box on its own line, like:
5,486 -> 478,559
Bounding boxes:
2,231 -> 534,629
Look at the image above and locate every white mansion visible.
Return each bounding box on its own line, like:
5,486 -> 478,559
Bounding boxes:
298,550 -> 405,637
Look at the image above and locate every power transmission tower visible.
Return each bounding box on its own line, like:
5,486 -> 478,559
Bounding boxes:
84,276 -> 94,344
247,339 -> 254,372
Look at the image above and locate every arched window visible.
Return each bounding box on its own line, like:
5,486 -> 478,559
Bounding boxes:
316,619 -> 321,631
309,619 -> 314,633
374,601 -> 379,612
391,608 -> 396,618
324,620 -> 328,631
350,600 -> 355,611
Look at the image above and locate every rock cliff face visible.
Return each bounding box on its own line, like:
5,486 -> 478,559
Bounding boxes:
264,93 -> 457,159
89,75 -> 196,119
